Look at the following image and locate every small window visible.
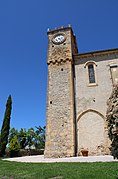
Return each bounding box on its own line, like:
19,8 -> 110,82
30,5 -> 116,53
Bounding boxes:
88,64 -> 95,83
84,61 -> 97,86
110,64 -> 118,84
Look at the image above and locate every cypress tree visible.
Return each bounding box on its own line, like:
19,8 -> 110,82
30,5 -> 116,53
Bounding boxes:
0,95 -> 12,157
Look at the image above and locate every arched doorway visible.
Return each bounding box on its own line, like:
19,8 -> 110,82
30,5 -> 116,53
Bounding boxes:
77,109 -> 106,156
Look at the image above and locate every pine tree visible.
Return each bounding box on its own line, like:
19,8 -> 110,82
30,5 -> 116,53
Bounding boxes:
0,95 -> 12,157
106,84 -> 118,159
9,135 -> 20,157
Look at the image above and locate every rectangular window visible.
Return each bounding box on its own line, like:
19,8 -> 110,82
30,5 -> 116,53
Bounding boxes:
110,65 -> 118,84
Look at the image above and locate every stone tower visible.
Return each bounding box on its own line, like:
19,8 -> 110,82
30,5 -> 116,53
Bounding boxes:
44,25 -> 118,158
44,26 -> 78,158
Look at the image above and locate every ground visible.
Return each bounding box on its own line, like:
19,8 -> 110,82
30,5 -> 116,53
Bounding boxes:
3,155 -> 118,163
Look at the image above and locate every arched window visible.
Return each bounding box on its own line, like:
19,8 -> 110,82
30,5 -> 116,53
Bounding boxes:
84,61 -> 97,85
88,64 -> 95,83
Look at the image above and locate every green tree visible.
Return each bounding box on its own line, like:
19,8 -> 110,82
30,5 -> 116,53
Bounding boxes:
9,128 -> 27,149
26,128 -> 35,149
18,128 -> 27,149
34,126 -> 45,149
9,135 -> 20,157
0,95 -> 12,157
106,84 -> 118,159
8,125 -> 46,151
9,128 -> 18,143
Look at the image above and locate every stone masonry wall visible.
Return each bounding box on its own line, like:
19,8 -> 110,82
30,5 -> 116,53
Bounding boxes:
44,61 -> 75,158
75,53 -> 118,155
44,26 -> 118,158
44,27 -> 76,158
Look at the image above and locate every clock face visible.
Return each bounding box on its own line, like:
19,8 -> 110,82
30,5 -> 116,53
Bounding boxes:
52,34 -> 65,44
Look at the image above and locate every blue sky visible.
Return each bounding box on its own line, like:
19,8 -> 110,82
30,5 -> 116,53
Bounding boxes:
0,0 -> 118,130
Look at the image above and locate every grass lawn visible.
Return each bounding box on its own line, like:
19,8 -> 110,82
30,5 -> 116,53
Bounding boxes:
0,159 -> 118,179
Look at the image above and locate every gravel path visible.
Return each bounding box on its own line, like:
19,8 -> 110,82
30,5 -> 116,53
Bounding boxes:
3,155 -> 118,163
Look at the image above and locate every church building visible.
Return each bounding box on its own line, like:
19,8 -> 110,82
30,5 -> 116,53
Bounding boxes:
44,25 -> 118,158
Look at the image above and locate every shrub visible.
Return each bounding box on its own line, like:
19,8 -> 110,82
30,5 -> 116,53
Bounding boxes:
106,84 -> 118,159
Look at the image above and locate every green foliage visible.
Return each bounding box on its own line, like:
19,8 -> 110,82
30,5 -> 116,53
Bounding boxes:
9,136 -> 20,152
0,95 -> 12,157
106,84 -> 118,159
8,126 -> 45,150
18,128 -> 27,149
9,128 -> 18,143
26,127 -> 35,149
9,135 -> 20,157
34,126 -> 45,149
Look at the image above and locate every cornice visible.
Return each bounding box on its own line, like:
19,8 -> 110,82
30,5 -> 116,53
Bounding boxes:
74,48 -> 118,59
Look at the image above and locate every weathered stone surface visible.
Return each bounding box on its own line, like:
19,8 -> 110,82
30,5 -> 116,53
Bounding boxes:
44,27 -> 76,158
44,26 -> 118,158
75,53 -> 118,155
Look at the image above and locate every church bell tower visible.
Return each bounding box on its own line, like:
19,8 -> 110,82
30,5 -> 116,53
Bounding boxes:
44,26 -> 78,158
